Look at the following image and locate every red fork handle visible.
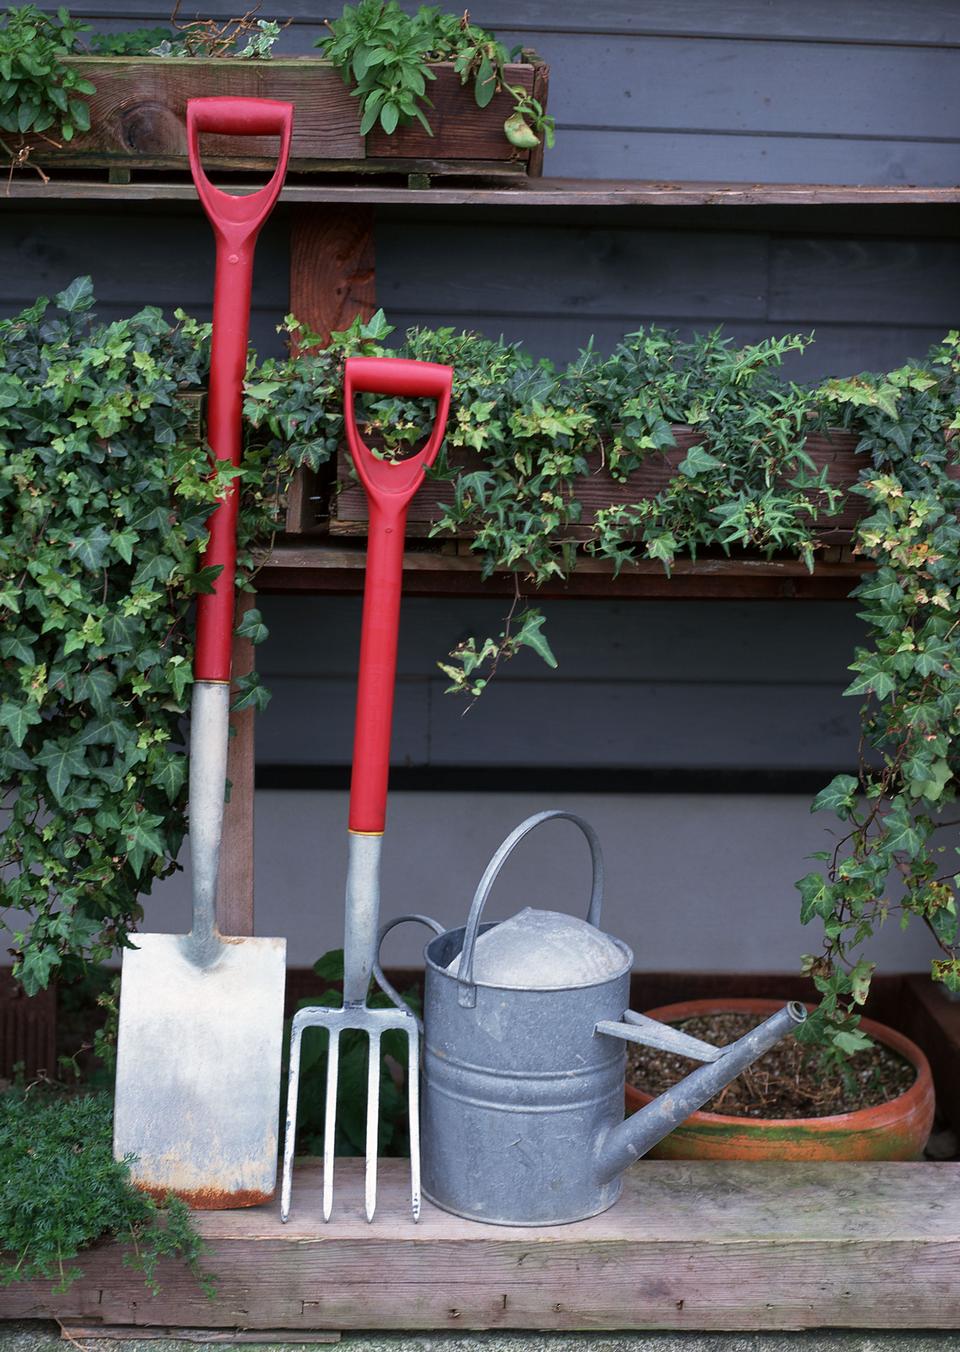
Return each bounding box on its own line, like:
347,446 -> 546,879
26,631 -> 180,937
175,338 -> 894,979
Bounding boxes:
345,357 -> 454,833
188,97 -> 294,683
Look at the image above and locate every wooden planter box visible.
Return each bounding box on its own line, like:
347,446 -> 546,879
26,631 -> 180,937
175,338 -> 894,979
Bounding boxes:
315,426 -> 864,544
28,55 -> 547,181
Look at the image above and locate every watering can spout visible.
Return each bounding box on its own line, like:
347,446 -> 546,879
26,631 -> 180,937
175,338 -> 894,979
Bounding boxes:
593,1001 -> 807,1185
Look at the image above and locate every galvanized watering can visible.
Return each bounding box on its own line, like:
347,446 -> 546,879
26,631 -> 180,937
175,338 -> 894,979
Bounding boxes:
377,809 -> 805,1226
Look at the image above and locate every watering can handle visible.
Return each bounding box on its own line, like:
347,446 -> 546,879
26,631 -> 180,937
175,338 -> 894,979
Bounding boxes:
373,913 -> 446,1026
456,810 -> 604,1008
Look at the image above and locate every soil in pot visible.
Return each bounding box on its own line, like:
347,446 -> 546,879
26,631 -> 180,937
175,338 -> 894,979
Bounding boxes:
625,998 -> 935,1161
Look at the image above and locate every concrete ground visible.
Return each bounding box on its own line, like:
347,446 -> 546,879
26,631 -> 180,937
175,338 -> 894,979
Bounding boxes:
3,1325 -> 960,1352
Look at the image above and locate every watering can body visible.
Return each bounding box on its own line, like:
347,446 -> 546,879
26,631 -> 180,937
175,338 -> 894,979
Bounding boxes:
380,810 -> 805,1227
421,922 -> 633,1225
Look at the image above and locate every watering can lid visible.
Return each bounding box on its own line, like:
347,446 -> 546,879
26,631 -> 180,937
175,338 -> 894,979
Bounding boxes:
446,907 -> 627,989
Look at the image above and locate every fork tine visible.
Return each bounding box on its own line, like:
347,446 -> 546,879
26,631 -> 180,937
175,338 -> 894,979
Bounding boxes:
280,1016 -> 304,1223
322,1026 -> 340,1223
364,1028 -> 381,1223
406,1020 -> 421,1223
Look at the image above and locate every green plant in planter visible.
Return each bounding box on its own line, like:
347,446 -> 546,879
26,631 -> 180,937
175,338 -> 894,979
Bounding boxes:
0,5 -> 94,176
0,1086 -> 212,1292
319,1 -> 554,147
795,335 -> 960,1051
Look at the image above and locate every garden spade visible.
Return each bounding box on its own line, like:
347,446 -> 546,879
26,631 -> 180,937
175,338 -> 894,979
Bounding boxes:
280,355 -> 454,1224
112,97 -> 293,1207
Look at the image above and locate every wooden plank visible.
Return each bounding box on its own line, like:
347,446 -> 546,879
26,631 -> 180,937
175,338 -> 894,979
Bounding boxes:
26,58 -> 538,174
330,430 -> 863,540
256,594 -> 862,683
4,179 -> 960,205
8,1157 -> 960,1330
257,541 -> 865,600
532,33 -> 958,140
288,207 -> 376,344
549,131 -> 960,188
770,236 -> 960,326
256,675 -> 858,770
214,589 -> 255,937
374,222 -> 770,320
63,0 -> 960,47
0,974 -> 56,1080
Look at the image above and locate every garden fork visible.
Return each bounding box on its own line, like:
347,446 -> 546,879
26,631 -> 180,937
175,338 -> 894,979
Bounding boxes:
280,355 -> 453,1224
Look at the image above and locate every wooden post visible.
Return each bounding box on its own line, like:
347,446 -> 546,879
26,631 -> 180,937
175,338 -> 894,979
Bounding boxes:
289,205 -> 376,343
215,589 -> 256,936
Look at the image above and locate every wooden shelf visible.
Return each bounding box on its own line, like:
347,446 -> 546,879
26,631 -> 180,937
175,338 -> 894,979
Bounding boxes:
258,540 -> 865,600
9,1156 -> 960,1332
5,176 -> 960,207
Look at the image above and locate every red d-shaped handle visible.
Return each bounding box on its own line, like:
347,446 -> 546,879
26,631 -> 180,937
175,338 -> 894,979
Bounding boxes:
344,357 -> 453,506
344,357 -> 454,833
187,97 -> 294,244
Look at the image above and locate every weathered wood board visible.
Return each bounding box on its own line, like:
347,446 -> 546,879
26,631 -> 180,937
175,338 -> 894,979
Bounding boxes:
329,429 -> 864,541
5,1158 -> 960,1330
27,58 -> 541,178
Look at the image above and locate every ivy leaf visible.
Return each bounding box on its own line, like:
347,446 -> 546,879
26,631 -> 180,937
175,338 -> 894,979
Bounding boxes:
33,742 -> 89,801
55,275 -> 94,313
76,665 -> 117,715
678,444 -> 722,477
152,753 -> 187,802
71,524 -> 111,571
313,948 -> 344,981
796,871 -> 833,925
231,671 -> 271,714
811,774 -> 859,818
0,700 -> 42,747
514,611 -> 557,669
235,607 -> 269,646
884,801 -> 924,857
78,714 -> 130,749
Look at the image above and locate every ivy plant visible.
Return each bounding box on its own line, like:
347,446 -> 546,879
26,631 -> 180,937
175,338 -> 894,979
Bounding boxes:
795,335 -> 960,1050
246,318 -> 960,1052
0,279 -> 225,996
318,1 -> 554,147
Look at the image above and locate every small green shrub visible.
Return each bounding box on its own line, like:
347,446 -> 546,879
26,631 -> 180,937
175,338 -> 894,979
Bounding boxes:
0,1089 -> 212,1293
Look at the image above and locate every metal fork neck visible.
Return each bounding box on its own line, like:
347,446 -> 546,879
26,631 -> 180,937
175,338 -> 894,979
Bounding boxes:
343,831 -> 384,1005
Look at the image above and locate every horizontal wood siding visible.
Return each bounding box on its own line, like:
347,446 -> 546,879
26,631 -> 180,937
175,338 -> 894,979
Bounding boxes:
375,217 -> 960,376
254,597 -> 863,773
62,0 -> 960,183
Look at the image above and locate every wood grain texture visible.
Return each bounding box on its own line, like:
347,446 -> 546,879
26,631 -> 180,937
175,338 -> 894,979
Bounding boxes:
7,1157 -> 960,1330
62,0 -> 960,47
289,207 -> 376,345
257,541 -> 865,600
0,975 -> 55,1080
26,58 -> 540,174
214,589 -> 255,937
5,180 -> 960,205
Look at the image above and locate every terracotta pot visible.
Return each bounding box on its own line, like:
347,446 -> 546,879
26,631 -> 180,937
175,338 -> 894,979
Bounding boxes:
624,997 -> 935,1162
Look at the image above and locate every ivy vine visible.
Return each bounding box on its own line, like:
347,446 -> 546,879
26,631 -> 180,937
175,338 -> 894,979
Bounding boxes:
3,282 -> 958,1060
